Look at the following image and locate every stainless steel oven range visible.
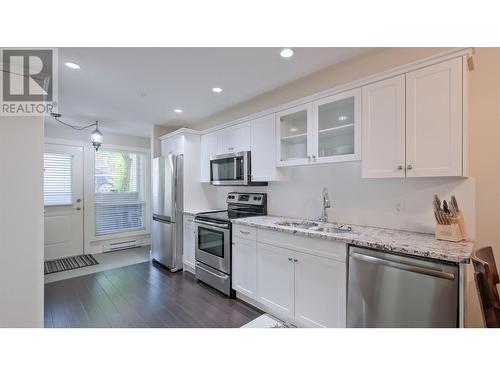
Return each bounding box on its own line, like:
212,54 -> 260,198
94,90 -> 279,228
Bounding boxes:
194,192 -> 267,296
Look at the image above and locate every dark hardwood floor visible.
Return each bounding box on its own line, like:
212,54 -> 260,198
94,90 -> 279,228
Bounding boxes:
44,261 -> 261,328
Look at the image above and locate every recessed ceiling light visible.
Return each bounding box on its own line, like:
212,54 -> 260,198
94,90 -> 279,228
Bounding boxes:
289,127 -> 297,132
212,87 -> 223,93
64,62 -> 81,70
174,109 -> 183,113
280,48 -> 294,58
338,115 -> 348,121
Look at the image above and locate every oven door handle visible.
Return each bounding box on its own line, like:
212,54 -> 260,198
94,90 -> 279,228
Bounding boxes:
196,262 -> 229,279
194,219 -> 229,229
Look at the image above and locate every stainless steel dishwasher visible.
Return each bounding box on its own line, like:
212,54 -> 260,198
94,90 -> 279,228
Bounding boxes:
347,246 -> 459,328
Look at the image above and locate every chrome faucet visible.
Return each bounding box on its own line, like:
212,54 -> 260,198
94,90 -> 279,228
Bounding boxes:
319,187 -> 331,223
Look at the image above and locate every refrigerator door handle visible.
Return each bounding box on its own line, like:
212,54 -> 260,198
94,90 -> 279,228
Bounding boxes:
351,252 -> 456,280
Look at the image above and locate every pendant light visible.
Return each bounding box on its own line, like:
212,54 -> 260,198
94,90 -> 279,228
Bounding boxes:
50,113 -> 103,151
90,122 -> 103,151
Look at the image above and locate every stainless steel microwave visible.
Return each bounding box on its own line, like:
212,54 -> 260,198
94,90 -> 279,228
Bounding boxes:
210,151 -> 267,186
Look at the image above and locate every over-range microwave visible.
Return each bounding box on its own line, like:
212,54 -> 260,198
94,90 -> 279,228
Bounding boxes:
210,151 -> 267,186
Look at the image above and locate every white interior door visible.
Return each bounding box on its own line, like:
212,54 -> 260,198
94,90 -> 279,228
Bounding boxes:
44,144 -> 84,260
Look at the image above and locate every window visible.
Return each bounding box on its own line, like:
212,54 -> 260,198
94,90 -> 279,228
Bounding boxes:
94,149 -> 146,236
44,153 -> 73,206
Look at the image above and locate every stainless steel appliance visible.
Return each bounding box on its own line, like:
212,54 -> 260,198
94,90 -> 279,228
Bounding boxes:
194,192 -> 267,296
210,151 -> 267,186
151,155 -> 183,272
347,246 -> 459,328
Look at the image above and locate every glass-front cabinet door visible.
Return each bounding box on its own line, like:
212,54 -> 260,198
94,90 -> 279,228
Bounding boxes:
312,88 -> 361,163
276,103 -> 313,166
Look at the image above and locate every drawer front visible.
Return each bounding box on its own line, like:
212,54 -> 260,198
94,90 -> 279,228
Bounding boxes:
232,224 -> 257,241
257,228 -> 347,262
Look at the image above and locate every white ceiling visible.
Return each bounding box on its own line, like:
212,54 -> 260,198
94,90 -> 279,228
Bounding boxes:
48,48 -> 372,137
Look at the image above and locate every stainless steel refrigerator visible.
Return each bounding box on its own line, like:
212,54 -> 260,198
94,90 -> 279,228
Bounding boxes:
152,155 -> 183,272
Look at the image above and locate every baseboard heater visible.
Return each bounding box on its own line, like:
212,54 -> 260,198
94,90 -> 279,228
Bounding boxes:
103,239 -> 138,252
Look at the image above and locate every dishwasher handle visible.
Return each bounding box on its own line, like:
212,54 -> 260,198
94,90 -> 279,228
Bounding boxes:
350,252 -> 456,281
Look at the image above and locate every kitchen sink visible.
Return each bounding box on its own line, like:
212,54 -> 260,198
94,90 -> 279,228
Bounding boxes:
274,220 -> 354,234
313,225 -> 354,234
274,220 -> 320,230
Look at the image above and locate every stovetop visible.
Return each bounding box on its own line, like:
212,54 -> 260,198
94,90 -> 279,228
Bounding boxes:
195,192 -> 267,224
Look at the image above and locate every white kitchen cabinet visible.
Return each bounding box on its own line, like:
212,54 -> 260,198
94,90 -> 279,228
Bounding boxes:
232,237 -> 257,298
183,214 -> 196,272
276,90 -> 361,167
312,88 -> 361,164
256,242 -> 295,319
294,251 -> 346,328
161,134 -> 184,156
216,121 -> 251,155
200,132 -> 217,183
276,103 -> 313,166
250,114 -> 281,181
405,57 -> 463,177
362,75 -> 406,178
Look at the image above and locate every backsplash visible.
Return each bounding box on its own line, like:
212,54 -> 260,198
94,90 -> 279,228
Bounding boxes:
214,161 -> 475,238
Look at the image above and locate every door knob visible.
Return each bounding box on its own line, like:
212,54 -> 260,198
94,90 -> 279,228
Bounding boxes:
288,257 -> 293,261
76,207 -> 82,211
407,165 -> 413,170
76,198 -> 81,203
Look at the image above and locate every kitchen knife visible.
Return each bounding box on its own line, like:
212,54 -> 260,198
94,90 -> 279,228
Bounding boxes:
451,195 -> 459,212
443,200 -> 450,215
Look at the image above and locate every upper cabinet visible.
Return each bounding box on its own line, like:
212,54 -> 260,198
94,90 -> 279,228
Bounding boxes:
405,57 -> 463,177
200,132 -> 217,183
276,89 -> 361,167
276,103 -> 313,166
362,75 -> 406,178
312,88 -> 361,164
215,121 -> 251,155
362,57 -> 465,178
161,134 -> 185,156
250,114 -> 281,182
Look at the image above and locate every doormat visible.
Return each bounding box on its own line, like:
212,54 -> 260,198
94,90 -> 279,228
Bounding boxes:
44,254 -> 99,275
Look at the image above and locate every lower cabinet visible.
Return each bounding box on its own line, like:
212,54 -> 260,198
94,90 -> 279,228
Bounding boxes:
232,237 -> 258,298
294,251 -> 346,328
233,229 -> 347,328
256,243 -> 295,319
183,214 -> 195,272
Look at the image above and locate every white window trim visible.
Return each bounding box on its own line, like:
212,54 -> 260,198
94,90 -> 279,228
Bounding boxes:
89,145 -> 151,242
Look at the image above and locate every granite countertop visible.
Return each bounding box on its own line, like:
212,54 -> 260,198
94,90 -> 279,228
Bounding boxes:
231,215 -> 473,264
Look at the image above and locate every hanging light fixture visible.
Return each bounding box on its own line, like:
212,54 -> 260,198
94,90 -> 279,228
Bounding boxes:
90,122 -> 103,151
50,113 -> 103,151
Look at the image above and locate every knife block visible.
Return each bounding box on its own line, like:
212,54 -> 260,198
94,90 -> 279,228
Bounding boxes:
454,211 -> 467,239
435,223 -> 463,242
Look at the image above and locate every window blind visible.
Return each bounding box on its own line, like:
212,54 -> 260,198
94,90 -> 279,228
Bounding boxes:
95,150 -> 145,236
44,153 -> 73,206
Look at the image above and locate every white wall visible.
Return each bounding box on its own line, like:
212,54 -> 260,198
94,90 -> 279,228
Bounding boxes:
213,162 -> 475,237
0,115 -> 44,327
44,123 -> 152,254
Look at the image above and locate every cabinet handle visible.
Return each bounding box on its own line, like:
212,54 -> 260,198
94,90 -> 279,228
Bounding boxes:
397,165 -> 403,170
240,230 -> 250,235
407,165 -> 413,170
288,257 -> 293,261
294,259 -> 298,262
312,155 -> 317,162
308,156 -> 311,162
231,242 -> 236,246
